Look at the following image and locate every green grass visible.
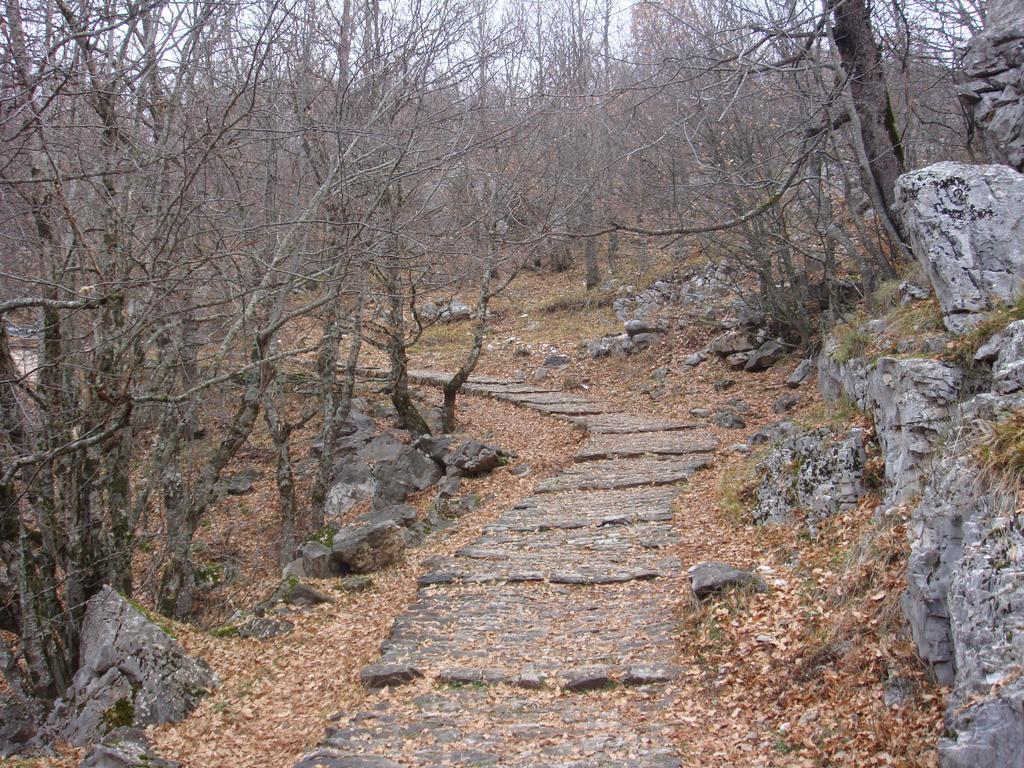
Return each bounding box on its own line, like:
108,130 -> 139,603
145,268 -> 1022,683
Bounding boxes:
832,320 -> 872,364
978,408 -> 1024,489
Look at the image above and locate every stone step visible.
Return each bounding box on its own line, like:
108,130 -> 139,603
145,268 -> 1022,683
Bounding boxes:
535,455 -> 712,493
574,431 -> 719,461
561,412 -> 697,434
370,581 -> 682,680
486,488 -> 678,532
296,687 -> 682,768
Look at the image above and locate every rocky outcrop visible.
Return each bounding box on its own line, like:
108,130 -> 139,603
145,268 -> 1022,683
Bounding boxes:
79,727 -> 182,768
866,357 -> 963,503
45,587 -> 217,746
960,0 -> 1024,172
894,162 -> 1024,331
749,425 -> 869,527
332,521 -> 407,574
975,319 -> 1024,394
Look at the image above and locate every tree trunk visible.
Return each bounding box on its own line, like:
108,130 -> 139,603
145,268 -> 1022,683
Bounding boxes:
827,0 -> 905,226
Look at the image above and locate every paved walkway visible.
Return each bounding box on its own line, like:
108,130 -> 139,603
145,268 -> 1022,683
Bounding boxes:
296,373 -> 717,768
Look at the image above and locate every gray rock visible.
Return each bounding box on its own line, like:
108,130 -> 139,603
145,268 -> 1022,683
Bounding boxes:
748,420 -> 796,447
975,319 -> 1024,394
900,281 -> 932,303
356,504 -> 418,528
217,469 -> 259,496
237,617 -> 294,640
438,300 -> 472,322
726,443 -> 751,455
682,351 -> 706,367
750,426 -> 868,526
772,393 -> 801,413
622,665 -> 679,685
631,332 -> 662,349
332,522 -> 406,574
544,353 -> 571,367
295,541 -> 337,579
562,666 -> 614,692
45,587 -> 218,746
371,446 -> 443,506
338,575 -> 373,592
713,379 -> 735,393
724,352 -> 750,369
744,339 -> 787,372
412,434 -> 451,463
895,162 -> 1024,331
688,563 -> 766,600
447,441 -> 503,477
79,727 -> 182,768
712,411 -> 746,429
325,457 -> 377,518
866,357 -> 962,503
359,663 -> 423,688
689,408 -> 711,418
257,580 -> 332,614
786,358 -> 816,388
960,1 -> 1024,171
532,366 -> 549,382
295,752 -> 404,768
625,319 -> 664,337
710,330 -> 755,355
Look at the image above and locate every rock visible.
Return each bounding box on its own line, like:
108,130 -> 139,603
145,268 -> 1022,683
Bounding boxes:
900,281 -> 931,303
975,319 -> 1024,394
631,332 -> 662,349
332,522 -> 406,574
727,397 -> 752,414
748,420 -> 796,446
514,668 -> 547,690
257,580 -> 333,615
295,752 -> 404,768
866,357 -> 962,503
338,575 -> 373,592
435,475 -> 462,498
786,358 -> 816,388
960,1 -> 1024,171
624,319 -> 664,337
0,700 -> 35,757
544,353 -> 571,367
682,352 -> 706,367
217,469 -> 259,496
712,411 -> 746,429
79,727 -> 182,768
509,463 -> 532,477
689,407 -> 711,418
894,162 -> 1024,331
359,663 -> 423,688
438,300 -> 472,322
446,441 -> 503,477
724,352 -> 750,369
749,426 -> 868,526
412,434 -> 451,463
295,541 -> 338,579
513,343 -> 531,357
237,617 -> 294,640
45,587 -> 218,746
324,457 -> 376,518
772,393 -> 801,413
622,665 -> 679,685
744,339 -> 787,372
356,504 -> 418,528
532,367 -> 549,382
713,379 -> 735,393
710,330 -> 755,355
688,563 -> 766,600
371,446 -> 443,506
562,666 -> 614,692
726,443 -> 751,455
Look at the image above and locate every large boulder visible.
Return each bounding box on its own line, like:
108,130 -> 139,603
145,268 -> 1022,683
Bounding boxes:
446,441 -> 505,477
960,0 -> 1024,172
894,162 -> 1024,332
331,521 -> 406,573
45,587 -> 217,746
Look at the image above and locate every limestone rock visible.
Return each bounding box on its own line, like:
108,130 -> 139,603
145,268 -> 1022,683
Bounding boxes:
46,587 -> 218,746
975,319 -> 1024,394
710,330 -> 755,355
294,541 -> 337,579
688,563 -> 766,600
895,162 -> 1024,331
866,357 -> 962,503
750,426 -> 868,526
786,358 -> 816,388
332,521 -> 406,573
79,727 -> 182,768
446,441 -> 504,477
960,0 -> 1024,171
744,339 -> 787,372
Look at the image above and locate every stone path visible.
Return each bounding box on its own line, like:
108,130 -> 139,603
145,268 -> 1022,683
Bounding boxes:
297,372 -> 717,768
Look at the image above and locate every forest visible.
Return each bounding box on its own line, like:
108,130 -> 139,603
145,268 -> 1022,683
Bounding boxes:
1,0 -> 1017,765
